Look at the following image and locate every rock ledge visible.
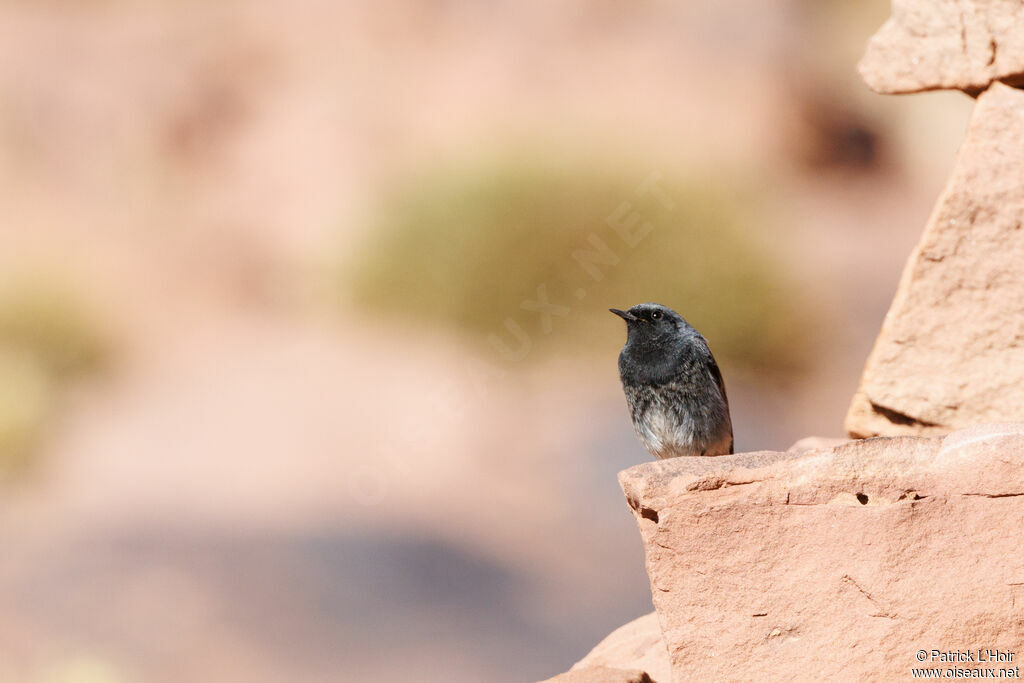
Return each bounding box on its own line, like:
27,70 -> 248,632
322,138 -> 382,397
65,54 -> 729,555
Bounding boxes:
617,424 -> 1024,681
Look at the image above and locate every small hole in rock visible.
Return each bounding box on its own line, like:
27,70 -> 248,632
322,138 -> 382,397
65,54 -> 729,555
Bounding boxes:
856,493 -> 869,505
640,506 -> 659,524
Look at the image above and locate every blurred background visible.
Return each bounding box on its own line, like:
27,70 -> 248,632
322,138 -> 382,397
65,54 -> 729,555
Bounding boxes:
0,1 -> 974,681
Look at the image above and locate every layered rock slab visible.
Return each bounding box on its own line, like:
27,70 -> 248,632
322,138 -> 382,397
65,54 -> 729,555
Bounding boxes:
860,0 -> 1024,94
846,82 -> 1024,439
619,424 -> 1024,682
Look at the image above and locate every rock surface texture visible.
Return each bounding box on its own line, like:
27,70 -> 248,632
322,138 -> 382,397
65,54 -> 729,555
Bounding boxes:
846,82 -> 1024,439
569,612 -> 671,683
860,0 -> 1024,94
618,424 -> 1024,682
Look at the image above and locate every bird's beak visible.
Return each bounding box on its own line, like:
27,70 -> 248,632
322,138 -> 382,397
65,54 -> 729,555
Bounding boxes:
609,308 -> 638,322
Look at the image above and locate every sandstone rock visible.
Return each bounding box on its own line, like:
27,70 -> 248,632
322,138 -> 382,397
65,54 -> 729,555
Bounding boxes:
787,436 -> 849,453
571,612 -> 671,683
540,665 -> 652,683
846,82 -> 1024,439
619,424 -> 1024,682
859,0 -> 1024,94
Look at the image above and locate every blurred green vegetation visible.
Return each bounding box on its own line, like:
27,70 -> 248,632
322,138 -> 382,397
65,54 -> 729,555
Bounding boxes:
0,280 -> 108,476
348,153 -> 820,374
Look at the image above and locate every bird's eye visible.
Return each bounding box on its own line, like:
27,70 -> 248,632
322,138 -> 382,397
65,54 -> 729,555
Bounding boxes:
651,311 -> 662,320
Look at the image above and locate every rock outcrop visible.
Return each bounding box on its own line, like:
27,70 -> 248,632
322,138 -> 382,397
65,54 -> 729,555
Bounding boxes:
568,612 -> 671,683
859,0 -> 1024,94
615,424 -> 1024,682
846,82 -> 1024,439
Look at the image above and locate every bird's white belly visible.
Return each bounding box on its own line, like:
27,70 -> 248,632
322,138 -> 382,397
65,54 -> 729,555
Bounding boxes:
635,403 -> 696,458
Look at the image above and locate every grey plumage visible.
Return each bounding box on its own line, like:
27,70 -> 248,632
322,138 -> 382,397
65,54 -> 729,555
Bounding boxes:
611,303 -> 733,459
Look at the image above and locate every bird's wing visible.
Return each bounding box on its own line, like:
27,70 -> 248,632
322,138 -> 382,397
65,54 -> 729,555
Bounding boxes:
706,354 -> 729,408
706,353 -> 734,454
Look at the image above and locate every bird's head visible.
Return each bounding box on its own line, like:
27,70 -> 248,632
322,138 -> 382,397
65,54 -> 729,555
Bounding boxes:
609,303 -> 688,346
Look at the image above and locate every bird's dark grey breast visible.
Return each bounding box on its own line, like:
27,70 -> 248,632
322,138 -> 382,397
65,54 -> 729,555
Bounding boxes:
618,334 -> 733,457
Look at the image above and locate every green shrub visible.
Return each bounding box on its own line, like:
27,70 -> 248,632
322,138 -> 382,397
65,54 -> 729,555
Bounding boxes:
0,279 -> 108,475
0,348 -> 53,474
0,282 -> 107,380
347,153 -> 820,374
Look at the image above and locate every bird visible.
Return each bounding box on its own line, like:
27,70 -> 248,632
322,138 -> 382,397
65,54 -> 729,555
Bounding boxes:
610,303 -> 733,459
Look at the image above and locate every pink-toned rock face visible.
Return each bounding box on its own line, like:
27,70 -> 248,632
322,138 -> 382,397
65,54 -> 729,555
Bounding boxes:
846,82 -> 1024,439
571,612 -> 671,683
860,0 -> 1024,94
618,425 -> 1024,682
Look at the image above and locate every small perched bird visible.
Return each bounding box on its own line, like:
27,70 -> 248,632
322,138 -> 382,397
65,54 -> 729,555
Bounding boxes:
611,303 -> 733,459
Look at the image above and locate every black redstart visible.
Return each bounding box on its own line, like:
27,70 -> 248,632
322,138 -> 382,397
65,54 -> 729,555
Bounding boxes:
611,303 -> 734,459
